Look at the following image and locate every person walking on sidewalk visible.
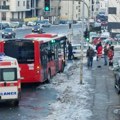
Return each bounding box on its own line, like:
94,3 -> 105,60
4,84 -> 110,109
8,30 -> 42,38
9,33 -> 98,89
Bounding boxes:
68,42 -> 73,60
103,44 -> 109,66
86,46 -> 95,68
96,42 -> 103,68
108,46 -> 114,67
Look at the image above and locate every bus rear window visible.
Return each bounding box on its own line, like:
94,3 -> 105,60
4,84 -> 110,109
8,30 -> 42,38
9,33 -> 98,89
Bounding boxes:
1,68 -> 17,81
4,40 -> 34,63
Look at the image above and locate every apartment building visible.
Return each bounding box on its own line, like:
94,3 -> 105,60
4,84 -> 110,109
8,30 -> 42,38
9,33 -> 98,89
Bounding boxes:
89,0 -> 100,19
0,0 -> 31,22
60,0 -> 90,20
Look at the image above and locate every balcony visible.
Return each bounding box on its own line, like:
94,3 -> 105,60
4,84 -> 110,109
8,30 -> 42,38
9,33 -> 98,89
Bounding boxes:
0,5 -> 10,10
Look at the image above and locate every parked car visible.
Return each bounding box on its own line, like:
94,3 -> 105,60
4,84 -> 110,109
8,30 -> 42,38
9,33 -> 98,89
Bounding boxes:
27,21 -> 36,26
2,28 -> 16,38
0,22 -> 10,30
36,20 -> 51,27
114,34 -> 120,41
32,25 -> 43,33
113,60 -> 120,94
72,44 -> 81,59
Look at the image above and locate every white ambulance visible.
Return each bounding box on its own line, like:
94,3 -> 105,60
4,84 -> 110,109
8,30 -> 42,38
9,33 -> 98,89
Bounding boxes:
0,53 -> 21,106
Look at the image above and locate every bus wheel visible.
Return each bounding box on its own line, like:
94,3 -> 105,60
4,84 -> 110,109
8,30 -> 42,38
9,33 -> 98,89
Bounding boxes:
47,70 -> 51,83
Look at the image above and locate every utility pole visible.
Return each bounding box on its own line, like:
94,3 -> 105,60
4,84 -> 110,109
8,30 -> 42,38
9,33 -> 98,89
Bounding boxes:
80,0 -> 85,84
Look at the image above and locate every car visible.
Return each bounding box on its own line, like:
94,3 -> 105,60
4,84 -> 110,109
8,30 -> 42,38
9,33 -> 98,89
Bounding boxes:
72,44 -> 81,59
32,25 -> 43,33
72,43 -> 92,59
113,60 -> 120,94
36,20 -> 51,27
27,21 -> 36,26
2,28 -> 16,38
114,34 -> 120,41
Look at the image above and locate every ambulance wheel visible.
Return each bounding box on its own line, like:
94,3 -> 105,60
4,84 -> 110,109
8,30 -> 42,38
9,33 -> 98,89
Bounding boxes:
13,100 -> 19,106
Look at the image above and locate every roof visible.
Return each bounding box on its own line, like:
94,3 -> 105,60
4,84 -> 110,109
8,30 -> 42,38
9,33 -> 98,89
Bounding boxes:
24,33 -> 58,38
24,33 -> 66,43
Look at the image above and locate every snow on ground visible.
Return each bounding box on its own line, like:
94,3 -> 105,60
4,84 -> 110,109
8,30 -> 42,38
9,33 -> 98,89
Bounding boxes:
44,61 -> 94,120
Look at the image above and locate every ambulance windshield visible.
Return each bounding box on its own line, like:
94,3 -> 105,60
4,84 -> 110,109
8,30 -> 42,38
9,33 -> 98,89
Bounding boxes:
1,68 -> 17,81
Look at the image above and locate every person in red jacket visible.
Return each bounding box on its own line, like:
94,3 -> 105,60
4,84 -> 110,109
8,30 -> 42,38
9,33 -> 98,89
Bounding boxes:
96,42 -> 102,57
108,46 -> 114,66
96,42 -> 103,67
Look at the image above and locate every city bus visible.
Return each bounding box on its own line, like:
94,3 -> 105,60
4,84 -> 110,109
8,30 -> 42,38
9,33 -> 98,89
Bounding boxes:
0,33 -> 67,83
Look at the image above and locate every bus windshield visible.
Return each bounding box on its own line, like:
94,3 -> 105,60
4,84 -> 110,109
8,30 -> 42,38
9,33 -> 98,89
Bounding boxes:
4,40 -> 34,63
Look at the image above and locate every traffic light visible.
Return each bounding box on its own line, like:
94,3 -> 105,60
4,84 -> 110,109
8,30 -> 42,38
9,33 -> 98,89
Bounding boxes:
84,29 -> 90,42
44,0 -> 50,11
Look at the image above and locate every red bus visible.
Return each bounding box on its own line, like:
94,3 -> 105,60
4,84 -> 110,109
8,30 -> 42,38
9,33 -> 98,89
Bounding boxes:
0,33 -> 67,83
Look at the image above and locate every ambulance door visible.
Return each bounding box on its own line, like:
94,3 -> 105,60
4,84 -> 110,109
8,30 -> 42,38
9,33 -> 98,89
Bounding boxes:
0,68 -> 18,100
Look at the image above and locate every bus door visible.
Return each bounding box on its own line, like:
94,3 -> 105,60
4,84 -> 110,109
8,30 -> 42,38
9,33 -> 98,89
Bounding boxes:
55,43 -> 59,72
40,44 -> 48,81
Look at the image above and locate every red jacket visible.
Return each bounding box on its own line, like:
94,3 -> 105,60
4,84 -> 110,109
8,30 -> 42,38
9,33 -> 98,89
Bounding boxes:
108,49 -> 114,60
97,46 -> 102,57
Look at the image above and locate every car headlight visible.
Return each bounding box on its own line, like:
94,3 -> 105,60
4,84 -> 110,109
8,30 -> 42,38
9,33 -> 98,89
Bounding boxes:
37,29 -> 40,30
8,32 -> 11,34
2,32 -> 4,34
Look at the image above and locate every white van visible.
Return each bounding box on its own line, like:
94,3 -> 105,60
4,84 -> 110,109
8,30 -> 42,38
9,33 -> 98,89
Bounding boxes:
0,53 -> 21,106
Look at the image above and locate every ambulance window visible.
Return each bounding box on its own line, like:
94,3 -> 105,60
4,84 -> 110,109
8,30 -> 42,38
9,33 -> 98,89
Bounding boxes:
2,68 -> 17,81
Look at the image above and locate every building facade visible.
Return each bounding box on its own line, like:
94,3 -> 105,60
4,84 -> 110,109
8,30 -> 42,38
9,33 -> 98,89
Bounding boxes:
0,0 -> 31,22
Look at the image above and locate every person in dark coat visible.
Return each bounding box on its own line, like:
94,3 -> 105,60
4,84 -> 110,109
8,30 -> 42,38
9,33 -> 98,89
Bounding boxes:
68,42 -> 73,60
86,46 -> 95,68
103,44 -> 109,65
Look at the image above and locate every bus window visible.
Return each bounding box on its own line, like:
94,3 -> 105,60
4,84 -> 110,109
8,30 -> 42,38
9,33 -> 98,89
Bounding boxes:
4,40 -> 34,63
1,68 -> 17,81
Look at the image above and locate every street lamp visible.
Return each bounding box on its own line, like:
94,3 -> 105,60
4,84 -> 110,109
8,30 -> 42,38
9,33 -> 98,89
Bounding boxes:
80,0 -> 85,84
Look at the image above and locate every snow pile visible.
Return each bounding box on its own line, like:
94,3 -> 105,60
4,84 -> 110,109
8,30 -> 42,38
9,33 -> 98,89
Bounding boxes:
45,62 -> 94,120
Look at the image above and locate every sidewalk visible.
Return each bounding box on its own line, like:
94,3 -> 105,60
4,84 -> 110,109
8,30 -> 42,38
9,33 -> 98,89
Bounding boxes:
85,56 -> 120,120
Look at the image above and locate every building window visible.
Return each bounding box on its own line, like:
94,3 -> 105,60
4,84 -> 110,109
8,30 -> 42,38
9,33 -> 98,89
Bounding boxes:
3,1 -> 6,6
12,13 -> 14,19
18,12 -> 20,19
23,1 -> 25,6
27,0 -> 30,9
18,1 -> 20,6
2,12 -> 6,20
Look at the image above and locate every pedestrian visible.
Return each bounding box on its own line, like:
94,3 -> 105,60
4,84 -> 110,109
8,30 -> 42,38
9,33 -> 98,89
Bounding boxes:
96,42 -> 103,68
103,44 -> 109,65
86,46 -> 95,68
68,42 -> 73,60
108,46 -> 114,67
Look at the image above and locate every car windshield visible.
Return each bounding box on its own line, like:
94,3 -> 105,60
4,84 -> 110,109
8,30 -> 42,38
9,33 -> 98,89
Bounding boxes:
116,34 -> 120,38
33,26 -> 39,29
4,28 -> 12,32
